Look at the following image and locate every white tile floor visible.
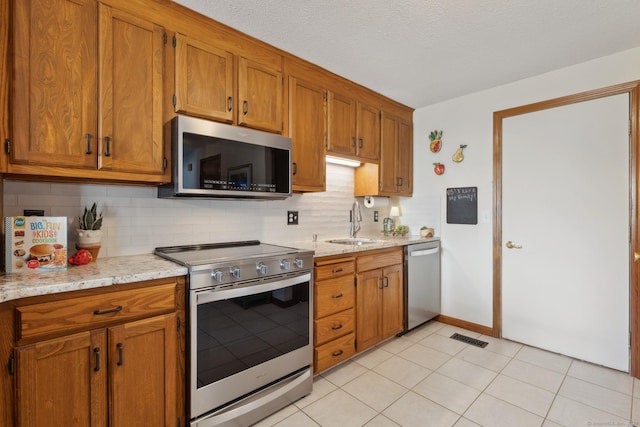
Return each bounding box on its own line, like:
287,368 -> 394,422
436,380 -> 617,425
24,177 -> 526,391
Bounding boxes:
254,321 -> 640,427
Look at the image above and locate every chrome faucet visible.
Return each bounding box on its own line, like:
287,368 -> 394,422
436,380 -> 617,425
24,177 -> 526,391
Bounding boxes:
350,200 -> 362,238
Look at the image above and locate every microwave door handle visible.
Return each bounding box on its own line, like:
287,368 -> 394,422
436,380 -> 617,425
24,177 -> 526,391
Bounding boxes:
195,273 -> 311,305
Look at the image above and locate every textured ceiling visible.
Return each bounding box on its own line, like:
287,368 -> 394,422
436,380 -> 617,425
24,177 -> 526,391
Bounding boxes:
173,0 -> 640,109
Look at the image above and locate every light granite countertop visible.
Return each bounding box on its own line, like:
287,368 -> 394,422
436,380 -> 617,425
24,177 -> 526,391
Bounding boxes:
0,254 -> 188,304
278,234 -> 439,258
0,235 -> 438,303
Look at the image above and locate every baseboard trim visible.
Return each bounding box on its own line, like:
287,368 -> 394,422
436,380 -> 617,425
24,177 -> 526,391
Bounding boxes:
435,314 -> 493,337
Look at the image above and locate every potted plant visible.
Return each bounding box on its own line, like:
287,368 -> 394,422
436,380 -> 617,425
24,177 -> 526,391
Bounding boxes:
76,202 -> 103,260
420,226 -> 434,238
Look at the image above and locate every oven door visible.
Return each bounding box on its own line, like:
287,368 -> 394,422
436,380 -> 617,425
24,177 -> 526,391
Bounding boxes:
189,272 -> 312,421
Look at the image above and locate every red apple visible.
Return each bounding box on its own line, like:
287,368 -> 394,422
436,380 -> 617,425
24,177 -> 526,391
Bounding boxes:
433,162 -> 445,175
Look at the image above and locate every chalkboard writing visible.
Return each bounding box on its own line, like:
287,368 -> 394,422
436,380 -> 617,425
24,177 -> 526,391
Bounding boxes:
446,187 -> 478,225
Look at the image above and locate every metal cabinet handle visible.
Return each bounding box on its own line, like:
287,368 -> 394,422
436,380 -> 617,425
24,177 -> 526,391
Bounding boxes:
384,276 -> 389,287
93,305 -> 122,315
378,278 -> 384,289
117,343 -> 123,366
242,100 -> 248,115
358,138 -> 363,148
104,136 -> 111,157
351,136 -> 356,148
94,348 -> 101,372
85,134 -> 92,155
292,162 -> 297,175
227,96 -> 233,112
331,323 -> 343,331
331,268 -> 343,273
331,293 -> 343,299
332,349 -> 344,357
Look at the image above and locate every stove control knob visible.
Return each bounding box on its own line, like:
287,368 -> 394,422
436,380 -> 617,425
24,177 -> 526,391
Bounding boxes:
256,262 -> 268,275
230,266 -> 241,279
294,258 -> 304,268
280,259 -> 291,270
211,269 -> 224,282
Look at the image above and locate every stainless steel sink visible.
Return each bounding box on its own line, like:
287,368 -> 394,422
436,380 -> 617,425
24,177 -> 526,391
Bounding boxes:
326,238 -> 383,245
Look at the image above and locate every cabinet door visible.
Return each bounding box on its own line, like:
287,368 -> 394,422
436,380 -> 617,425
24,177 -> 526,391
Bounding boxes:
381,264 -> 404,339
108,313 -> 177,427
16,330 -> 107,427
327,91 -> 357,156
98,4 -> 165,176
356,102 -> 380,161
379,113 -> 399,194
289,76 -> 326,192
397,118 -> 413,195
12,0 -> 98,169
238,56 -> 283,133
174,33 -> 234,122
356,269 -> 382,352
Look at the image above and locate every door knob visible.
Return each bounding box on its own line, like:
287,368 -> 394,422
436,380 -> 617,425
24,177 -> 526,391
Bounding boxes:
506,241 -> 523,249
635,252 -> 640,262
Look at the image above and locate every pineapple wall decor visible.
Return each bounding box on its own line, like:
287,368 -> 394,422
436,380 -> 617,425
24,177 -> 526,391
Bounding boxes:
429,130 -> 443,153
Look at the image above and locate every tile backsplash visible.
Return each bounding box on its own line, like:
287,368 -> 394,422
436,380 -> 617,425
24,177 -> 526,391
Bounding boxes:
3,164 -> 397,258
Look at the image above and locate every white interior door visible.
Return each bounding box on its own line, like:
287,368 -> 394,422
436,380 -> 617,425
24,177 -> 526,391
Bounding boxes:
502,94 -> 630,371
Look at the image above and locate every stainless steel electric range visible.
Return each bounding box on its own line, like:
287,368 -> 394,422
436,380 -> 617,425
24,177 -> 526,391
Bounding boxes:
155,241 -> 314,427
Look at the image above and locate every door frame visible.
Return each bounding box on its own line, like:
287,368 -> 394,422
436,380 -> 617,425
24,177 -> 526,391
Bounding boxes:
493,81 -> 640,376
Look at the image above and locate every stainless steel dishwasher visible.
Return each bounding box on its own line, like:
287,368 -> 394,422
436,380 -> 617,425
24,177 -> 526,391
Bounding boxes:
403,240 -> 441,332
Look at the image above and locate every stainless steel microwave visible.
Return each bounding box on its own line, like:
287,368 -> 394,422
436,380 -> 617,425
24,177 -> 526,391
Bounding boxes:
158,115 -> 292,199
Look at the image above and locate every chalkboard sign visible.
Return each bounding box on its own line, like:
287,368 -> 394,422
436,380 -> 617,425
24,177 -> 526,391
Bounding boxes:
446,187 -> 478,225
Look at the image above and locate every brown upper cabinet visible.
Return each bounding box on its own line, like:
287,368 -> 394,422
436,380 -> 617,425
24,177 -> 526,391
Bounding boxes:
327,91 -> 380,162
355,112 -> 413,197
288,76 -> 326,192
10,0 -> 167,183
4,0 -> 410,188
171,33 -> 284,134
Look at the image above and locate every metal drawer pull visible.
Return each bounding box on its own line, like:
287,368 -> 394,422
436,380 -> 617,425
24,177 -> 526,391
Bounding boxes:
104,136 -> 111,157
331,268 -> 343,273
117,343 -> 123,366
243,100 -> 248,115
94,348 -> 100,372
331,293 -> 343,299
93,305 -> 122,315
85,133 -> 92,154
331,323 -> 343,330
227,96 -> 233,111
332,349 -> 344,357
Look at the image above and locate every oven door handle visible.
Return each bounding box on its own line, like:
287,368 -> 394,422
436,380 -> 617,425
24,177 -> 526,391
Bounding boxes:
195,273 -> 311,305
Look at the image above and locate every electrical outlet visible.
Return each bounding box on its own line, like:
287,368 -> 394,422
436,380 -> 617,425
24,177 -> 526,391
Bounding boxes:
374,211 -> 379,222
287,211 -> 299,225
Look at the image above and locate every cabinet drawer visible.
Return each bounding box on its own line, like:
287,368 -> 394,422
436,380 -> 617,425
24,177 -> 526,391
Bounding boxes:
314,308 -> 355,346
357,248 -> 403,272
315,275 -> 355,318
314,259 -> 355,281
315,332 -> 356,373
16,283 -> 176,341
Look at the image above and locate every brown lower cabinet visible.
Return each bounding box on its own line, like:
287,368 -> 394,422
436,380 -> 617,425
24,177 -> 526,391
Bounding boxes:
313,247 -> 404,374
2,277 -> 184,427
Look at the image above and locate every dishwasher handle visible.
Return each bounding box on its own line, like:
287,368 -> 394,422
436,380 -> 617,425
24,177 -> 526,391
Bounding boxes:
410,248 -> 439,257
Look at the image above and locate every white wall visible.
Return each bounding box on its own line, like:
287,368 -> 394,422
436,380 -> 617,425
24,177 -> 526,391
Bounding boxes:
401,47 -> 640,327
3,164 -> 387,258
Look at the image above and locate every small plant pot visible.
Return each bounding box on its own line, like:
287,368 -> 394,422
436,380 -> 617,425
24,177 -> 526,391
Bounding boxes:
77,229 -> 102,246
420,228 -> 434,238
76,229 -> 102,261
